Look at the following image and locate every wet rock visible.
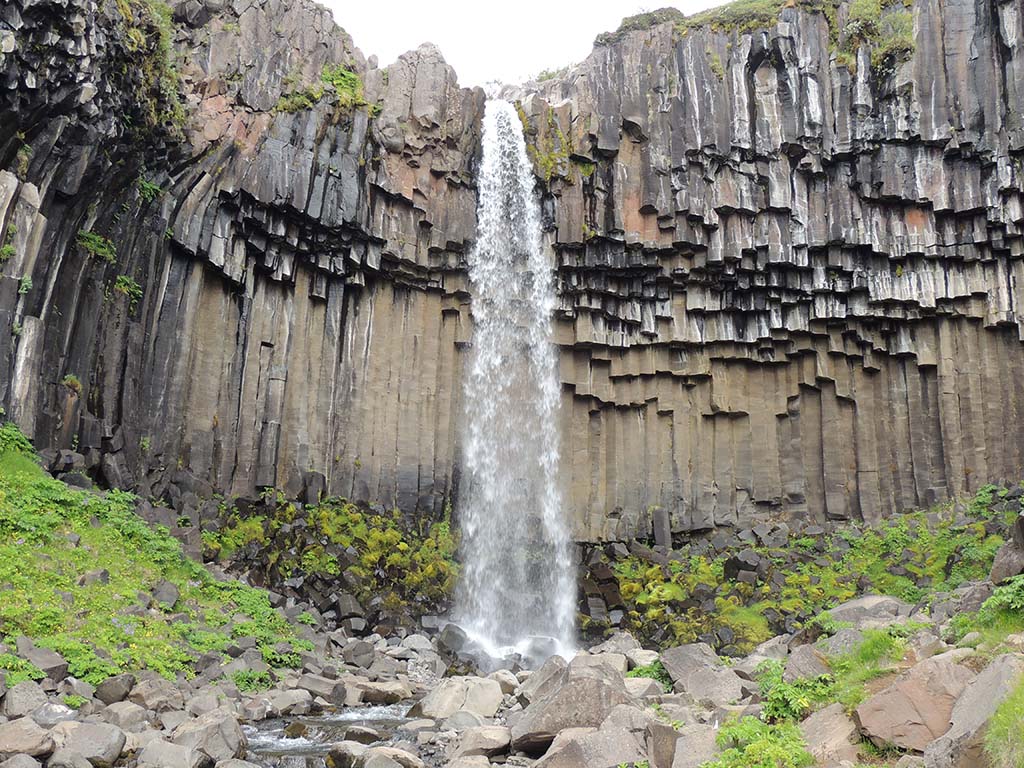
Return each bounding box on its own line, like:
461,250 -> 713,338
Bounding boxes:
172,708 -> 246,762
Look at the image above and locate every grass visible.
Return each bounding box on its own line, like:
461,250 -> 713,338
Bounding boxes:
0,424 -> 308,685
826,627 -> 909,711
944,574 -> 1024,649
985,675 -> 1024,768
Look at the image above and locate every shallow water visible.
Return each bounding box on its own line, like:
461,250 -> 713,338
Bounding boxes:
243,703 -> 412,767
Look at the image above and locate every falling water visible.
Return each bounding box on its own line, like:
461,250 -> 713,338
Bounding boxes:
455,99 -> 576,665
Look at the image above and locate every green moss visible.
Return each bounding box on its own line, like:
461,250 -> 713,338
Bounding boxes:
61,374 -> 83,395
985,675 -> 1024,768
0,423 -> 307,685
524,106 -> 572,182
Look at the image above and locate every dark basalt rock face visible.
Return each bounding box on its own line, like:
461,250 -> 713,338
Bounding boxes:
1,0 -> 1023,542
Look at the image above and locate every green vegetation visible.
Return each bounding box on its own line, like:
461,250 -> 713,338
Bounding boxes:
61,374 -> 83,395
627,660 -> 672,688
985,675 -> 1024,768
275,64 -> 372,114
609,487 -> 1008,654
113,275 -> 144,312
0,244 -> 14,262
137,177 -> 164,203
115,0 -> 186,135
702,717 -> 814,768
17,276 -> 31,295
945,574 -> 1024,648
521,104 -> 572,182
595,7 -> 686,45
77,231 -> 117,265
231,669 -> 273,692
836,0 -> 914,74
204,496 -> 459,620
827,627 -> 909,710
536,66 -> 568,82
0,652 -> 45,686
756,659 -> 834,721
62,694 -> 88,709
0,423 -> 307,685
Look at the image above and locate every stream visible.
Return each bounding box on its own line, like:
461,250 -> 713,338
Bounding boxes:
243,703 -> 413,767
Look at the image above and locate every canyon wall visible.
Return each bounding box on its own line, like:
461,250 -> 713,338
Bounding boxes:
1,0 -> 1023,542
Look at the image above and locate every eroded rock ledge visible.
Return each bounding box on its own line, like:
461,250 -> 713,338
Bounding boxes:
1,0 -> 1023,542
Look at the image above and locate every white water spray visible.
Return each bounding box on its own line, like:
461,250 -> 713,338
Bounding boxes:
455,100 -> 575,665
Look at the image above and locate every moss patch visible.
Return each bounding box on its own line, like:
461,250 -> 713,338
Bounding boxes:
0,424 -> 307,684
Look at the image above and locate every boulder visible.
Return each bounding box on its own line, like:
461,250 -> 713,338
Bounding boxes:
29,702 -> 77,728
46,750 -> 92,768
442,710 -> 484,731
625,648 -> 660,669
515,655 -> 567,706
816,628 -> 865,657
783,644 -> 830,682
445,758 -> 489,768
362,747 -> 425,768
214,761 -> 263,768
101,700 -> 149,731
356,681 -> 412,705
625,676 -> 664,697
990,537 -> 1024,583
136,740 -> 206,768
669,724 -> 719,768
510,663 -> 635,753
326,740 -> 369,768
800,703 -> 860,764
151,581 -> 180,609
451,725 -> 511,758
827,595 -> 913,628
589,632 -> 641,655
296,674 -> 347,705
569,652 -> 628,676
410,677 -> 501,719
342,641 -> 375,669
129,678 -> 185,712
531,726 -> 646,768
856,654 -> 975,751
924,654 -> 1024,768
172,708 -> 246,762
1,681 -> 48,718
0,757 -> 42,768
660,644 -> 747,707
267,688 -> 312,716
487,669 -> 518,695
94,675 -> 135,706
342,725 -> 381,744
17,646 -> 68,683
0,717 -> 53,759
48,722 -> 126,767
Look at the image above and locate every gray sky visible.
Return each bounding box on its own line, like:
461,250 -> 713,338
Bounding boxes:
322,1 -> 722,87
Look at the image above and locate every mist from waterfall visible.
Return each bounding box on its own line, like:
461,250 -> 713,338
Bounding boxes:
455,99 -> 576,665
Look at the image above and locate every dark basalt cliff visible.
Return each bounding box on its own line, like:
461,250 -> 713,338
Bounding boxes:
1,0 -> 1023,543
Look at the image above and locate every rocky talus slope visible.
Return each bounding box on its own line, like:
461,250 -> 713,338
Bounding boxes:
2,0 -> 1024,540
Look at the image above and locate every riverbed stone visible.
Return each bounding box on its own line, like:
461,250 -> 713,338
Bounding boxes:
0,717 -> 52,759
48,722 -> 126,767
451,725 -> 511,758
136,740 -> 206,768
172,707 -> 246,762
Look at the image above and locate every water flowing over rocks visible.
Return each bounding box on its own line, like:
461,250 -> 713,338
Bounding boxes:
1,0 -> 1023,542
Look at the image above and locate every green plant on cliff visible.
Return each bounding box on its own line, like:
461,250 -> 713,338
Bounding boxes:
524,105 -> 572,182
61,374 -> 83,395
113,274 -> 143,312
77,231 -> 118,265
627,660 -> 673,688
275,64 -> 369,114
0,423 -> 307,684
115,0 -> 186,135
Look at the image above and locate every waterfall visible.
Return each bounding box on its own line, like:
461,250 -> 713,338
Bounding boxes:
455,99 -> 576,666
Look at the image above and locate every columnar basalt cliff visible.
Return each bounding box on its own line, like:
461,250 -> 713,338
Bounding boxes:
1,0 -> 1023,543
